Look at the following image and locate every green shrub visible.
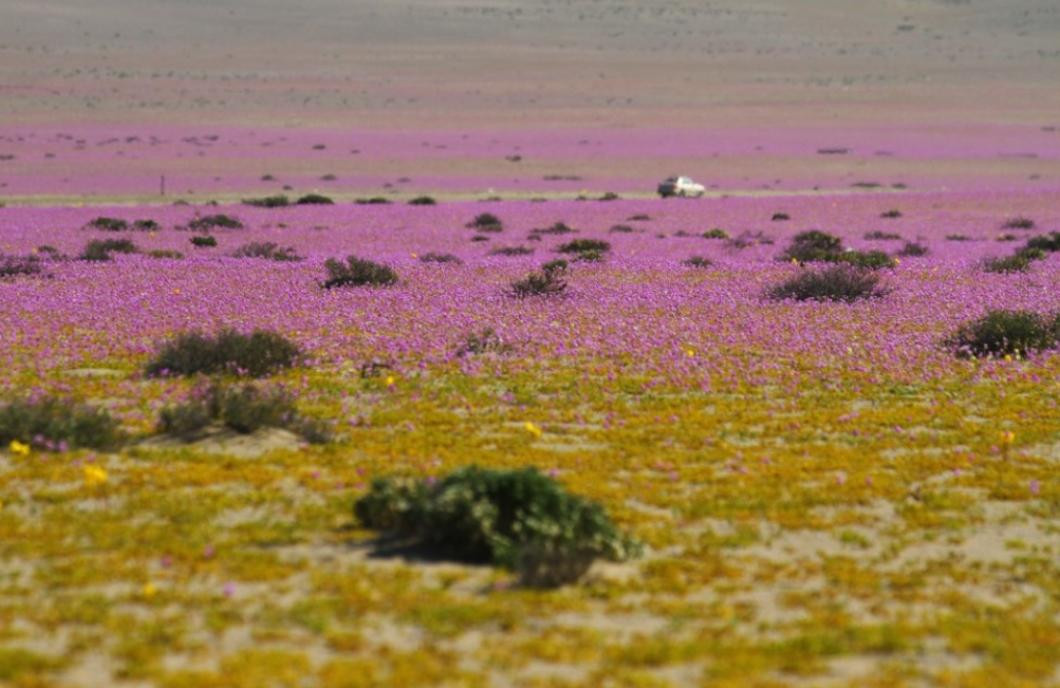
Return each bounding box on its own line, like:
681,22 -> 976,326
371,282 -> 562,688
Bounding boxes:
467,213 -> 503,231
354,466 -> 641,585
946,310 -> 1058,358
508,261 -> 568,298
945,234 -> 971,242
0,397 -> 122,450
147,249 -> 184,259
703,228 -> 729,239
598,192 -> 620,201
880,209 -> 902,219
190,235 -> 217,248
243,195 -> 290,208
355,197 -> 391,205
296,193 -> 334,206
489,246 -> 534,257
187,214 -> 243,231
133,219 -> 160,231
864,231 -> 902,240
408,196 -> 436,206
0,255 -> 43,278
1024,232 -> 1060,253
609,224 -> 635,234
1002,217 -> 1035,230
322,256 -> 398,288
628,214 -> 650,221
768,265 -> 886,303
80,238 -> 137,261
898,241 -> 928,257
779,230 -> 843,263
836,250 -> 898,270
85,216 -> 128,231
557,239 -> 610,255
158,382 -> 328,442
683,256 -> 713,268
983,253 -> 1034,274
145,329 -> 300,378
231,242 -> 302,261
419,252 -> 463,264
771,212 -> 790,221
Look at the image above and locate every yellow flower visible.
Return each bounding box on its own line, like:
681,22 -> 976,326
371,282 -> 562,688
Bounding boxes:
1000,431 -> 1015,445
142,582 -> 158,599
8,440 -> 31,457
83,464 -> 108,487
524,421 -> 542,438
385,375 -> 396,387
684,348 -> 695,358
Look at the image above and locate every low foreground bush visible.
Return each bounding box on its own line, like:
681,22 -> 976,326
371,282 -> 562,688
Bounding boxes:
836,250 -> 898,270
146,329 -> 300,378
490,246 -> 534,257
0,255 -> 44,278
768,265 -> 887,303
683,256 -> 713,268
187,214 -> 243,231
945,310 -> 1059,358
243,195 -> 289,208
408,196 -> 437,206
983,253 -> 1036,274
419,252 -> 463,264
296,193 -> 334,205
190,235 -> 217,248
80,239 -> 137,261
557,238 -> 610,255
508,260 -> 568,298
231,242 -> 302,261
467,213 -> 504,232
898,241 -> 929,257
1002,217 -> 1035,230
354,466 -> 641,586
703,228 -> 729,239
85,216 -> 128,231
1024,232 -> 1060,253
158,382 -> 328,442
0,397 -> 121,451
779,230 -> 843,263
322,256 -> 398,288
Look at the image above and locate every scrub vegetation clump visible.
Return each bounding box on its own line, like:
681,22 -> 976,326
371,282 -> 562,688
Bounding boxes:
145,329 -> 301,378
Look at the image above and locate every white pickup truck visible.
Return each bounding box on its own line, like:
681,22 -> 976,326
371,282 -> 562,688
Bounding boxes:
657,176 -> 706,198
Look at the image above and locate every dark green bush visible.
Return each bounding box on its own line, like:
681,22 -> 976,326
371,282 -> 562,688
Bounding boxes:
354,466 -> 641,585
467,212 -> 503,231
836,250 -> 898,270
779,230 -> 843,263
1024,232 -> 1060,253
188,214 -> 243,231
80,239 -> 137,261
322,256 -> 398,289
983,253 -> 1034,274
557,239 -> 610,255
768,265 -> 886,303
419,252 -> 463,264
85,217 -> 128,231
0,397 -> 122,450
231,242 -> 302,262
864,231 -> 902,240
408,196 -> 436,206
703,228 -> 729,239
628,214 -> 650,221
147,249 -> 183,260
158,382 -> 328,442
355,197 -> 391,205
609,224 -> 634,234
190,235 -> 217,248
243,195 -> 290,208
598,192 -> 620,201
946,310 -> 1058,358
880,209 -> 902,219
1002,217 -> 1035,230
0,255 -> 43,278
145,329 -> 300,378
898,241 -> 928,257
771,212 -> 790,221
133,219 -> 160,231
296,193 -> 334,205
945,234 -> 971,242
489,246 -> 534,257
508,261 -> 568,298
683,256 -> 713,268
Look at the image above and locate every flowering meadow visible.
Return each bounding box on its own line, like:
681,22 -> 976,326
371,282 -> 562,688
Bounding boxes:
1,188 -> 1058,686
